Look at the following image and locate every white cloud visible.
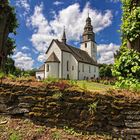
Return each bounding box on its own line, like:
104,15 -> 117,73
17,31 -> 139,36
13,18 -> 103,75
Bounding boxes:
27,2 -> 113,62
97,43 -> 120,64
22,46 -> 29,50
53,1 -> 64,5
16,0 -> 30,16
13,52 -> 34,70
109,0 -> 120,3
37,53 -> 46,62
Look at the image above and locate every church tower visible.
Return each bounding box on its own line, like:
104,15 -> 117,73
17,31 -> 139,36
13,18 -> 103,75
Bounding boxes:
80,15 -> 97,62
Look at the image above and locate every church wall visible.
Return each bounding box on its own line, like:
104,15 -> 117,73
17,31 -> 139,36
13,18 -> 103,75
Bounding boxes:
62,51 -> 78,80
35,71 -> 45,80
45,62 -> 59,78
45,41 -> 62,78
78,62 -> 99,80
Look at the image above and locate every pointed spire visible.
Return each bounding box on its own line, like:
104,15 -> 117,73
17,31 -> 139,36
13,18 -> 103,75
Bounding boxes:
88,10 -> 89,18
62,26 -> 66,44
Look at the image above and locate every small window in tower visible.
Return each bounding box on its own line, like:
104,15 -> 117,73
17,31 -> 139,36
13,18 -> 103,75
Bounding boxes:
47,64 -> 49,72
85,43 -> 87,48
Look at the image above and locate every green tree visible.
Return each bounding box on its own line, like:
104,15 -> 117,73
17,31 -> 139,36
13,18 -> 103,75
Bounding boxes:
113,0 -> 140,90
5,57 -> 16,74
0,0 -> 18,71
99,64 -> 113,78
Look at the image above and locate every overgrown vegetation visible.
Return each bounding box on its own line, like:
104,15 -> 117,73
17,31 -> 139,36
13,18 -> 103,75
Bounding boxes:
113,0 -> 140,91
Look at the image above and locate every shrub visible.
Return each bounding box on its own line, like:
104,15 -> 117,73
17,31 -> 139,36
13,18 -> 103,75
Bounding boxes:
113,48 -> 140,91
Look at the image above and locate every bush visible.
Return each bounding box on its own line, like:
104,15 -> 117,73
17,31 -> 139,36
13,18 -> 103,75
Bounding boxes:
113,48 -> 140,91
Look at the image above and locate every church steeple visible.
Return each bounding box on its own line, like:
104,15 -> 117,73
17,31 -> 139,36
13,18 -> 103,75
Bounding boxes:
62,26 -> 67,44
80,14 -> 97,62
82,14 -> 95,42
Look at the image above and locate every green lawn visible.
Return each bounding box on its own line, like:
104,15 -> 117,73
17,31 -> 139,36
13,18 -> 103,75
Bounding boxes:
76,80 -> 114,91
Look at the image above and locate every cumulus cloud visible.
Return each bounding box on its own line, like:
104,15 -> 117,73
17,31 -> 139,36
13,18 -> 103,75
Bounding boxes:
53,1 -> 64,5
97,43 -> 120,64
13,52 -> 34,70
16,0 -> 30,16
27,2 -> 113,62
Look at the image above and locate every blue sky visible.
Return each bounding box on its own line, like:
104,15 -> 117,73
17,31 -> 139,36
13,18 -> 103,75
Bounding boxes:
10,0 -> 122,70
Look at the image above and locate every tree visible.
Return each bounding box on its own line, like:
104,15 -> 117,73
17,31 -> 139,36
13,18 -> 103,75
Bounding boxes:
5,57 -> 16,74
0,0 -> 18,71
113,0 -> 140,90
99,64 -> 113,78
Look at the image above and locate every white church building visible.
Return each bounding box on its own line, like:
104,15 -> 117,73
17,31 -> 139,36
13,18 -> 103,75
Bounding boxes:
36,16 -> 99,80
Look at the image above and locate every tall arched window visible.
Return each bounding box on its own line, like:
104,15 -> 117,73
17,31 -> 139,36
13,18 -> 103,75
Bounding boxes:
67,61 -> 69,71
89,66 -> 91,73
82,64 -> 84,72
47,64 -> 49,72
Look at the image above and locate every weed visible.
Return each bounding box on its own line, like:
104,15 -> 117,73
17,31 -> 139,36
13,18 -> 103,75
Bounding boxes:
88,101 -> 98,114
36,126 -> 46,134
63,126 -> 81,136
51,131 -> 61,140
9,131 -> 22,140
52,92 -> 63,99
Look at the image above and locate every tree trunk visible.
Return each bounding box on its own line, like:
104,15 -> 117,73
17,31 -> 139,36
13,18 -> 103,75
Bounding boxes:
0,11 -> 10,71
127,39 -> 132,49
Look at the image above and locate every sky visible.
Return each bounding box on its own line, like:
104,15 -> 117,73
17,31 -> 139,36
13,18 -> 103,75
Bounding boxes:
10,0 -> 122,70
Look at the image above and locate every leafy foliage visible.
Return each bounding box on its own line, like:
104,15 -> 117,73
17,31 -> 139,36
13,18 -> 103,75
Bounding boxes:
113,0 -> 140,90
113,48 -> 140,90
121,0 -> 140,42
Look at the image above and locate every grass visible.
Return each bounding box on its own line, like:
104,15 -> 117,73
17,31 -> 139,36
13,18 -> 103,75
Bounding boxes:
0,116 -> 112,140
77,80 -> 114,91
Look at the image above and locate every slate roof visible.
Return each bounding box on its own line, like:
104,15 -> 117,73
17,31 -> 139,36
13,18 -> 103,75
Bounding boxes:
45,52 -> 60,63
52,39 -> 98,65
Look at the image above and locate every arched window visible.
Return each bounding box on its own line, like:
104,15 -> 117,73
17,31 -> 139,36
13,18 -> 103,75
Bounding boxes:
82,64 -> 84,72
85,43 -> 87,48
89,66 -> 91,73
47,64 -> 49,72
67,61 -> 69,71
94,67 -> 96,72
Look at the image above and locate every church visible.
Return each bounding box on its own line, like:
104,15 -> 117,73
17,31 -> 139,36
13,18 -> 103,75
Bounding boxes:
36,15 -> 99,80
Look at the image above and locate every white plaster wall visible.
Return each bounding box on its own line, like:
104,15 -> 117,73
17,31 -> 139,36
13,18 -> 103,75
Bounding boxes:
78,62 -> 99,80
62,51 -> 78,80
45,41 -> 62,78
45,63 -> 59,78
36,72 -> 45,80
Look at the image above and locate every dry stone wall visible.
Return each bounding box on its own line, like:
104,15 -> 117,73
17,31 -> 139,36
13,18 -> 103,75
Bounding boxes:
0,84 -> 140,140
